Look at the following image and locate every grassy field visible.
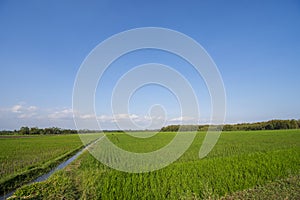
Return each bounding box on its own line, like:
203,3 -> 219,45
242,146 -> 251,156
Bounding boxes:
0,134 -> 85,194
221,175 -> 300,199
8,130 -> 300,199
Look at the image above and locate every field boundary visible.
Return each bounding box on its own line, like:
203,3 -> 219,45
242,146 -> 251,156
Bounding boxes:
0,145 -> 83,195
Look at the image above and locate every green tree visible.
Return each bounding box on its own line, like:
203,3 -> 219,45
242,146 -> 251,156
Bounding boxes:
290,119 -> 298,129
20,126 -> 30,135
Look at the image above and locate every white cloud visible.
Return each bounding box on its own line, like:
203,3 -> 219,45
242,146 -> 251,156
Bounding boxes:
28,106 -> 38,111
97,114 -> 197,125
169,116 -> 197,122
11,105 -> 23,113
95,114 -> 168,130
79,114 -> 95,119
0,104 -> 203,130
97,114 -> 142,123
11,104 -> 38,114
18,113 -> 36,119
0,104 -> 77,129
97,115 -> 112,121
48,108 -> 73,119
8,104 -> 39,119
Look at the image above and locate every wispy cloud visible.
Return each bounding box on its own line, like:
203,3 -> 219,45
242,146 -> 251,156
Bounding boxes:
48,108 -> 73,120
10,104 -> 38,114
0,103 -> 75,130
11,105 -> 22,113
0,103 -> 202,130
169,116 -> 198,123
97,114 -> 140,123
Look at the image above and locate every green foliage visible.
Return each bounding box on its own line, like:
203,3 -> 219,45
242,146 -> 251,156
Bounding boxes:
0,127 -> 78,135
221,175 -> 300,200
11,171 -> 79,200
161,119 -> 300,132
19,127 -> 30,135
0,134 -> 83,194
160,125 -> 209,132
69,148 -> 299,199
12,130 -> 300,199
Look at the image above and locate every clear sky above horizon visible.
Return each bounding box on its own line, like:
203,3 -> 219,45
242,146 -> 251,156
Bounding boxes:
0,0 -> 300,130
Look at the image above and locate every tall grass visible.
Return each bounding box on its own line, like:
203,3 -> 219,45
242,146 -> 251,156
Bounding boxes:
11,130 -> 300,199
0,135 -> 82,181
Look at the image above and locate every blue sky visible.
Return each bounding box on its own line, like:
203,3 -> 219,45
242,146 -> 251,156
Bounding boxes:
0,0 -> 300,130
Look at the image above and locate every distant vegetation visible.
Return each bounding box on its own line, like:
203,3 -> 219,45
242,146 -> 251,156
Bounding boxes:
161,119 -> 300,132
1,119 -> 299,135
0,127 -> 77,135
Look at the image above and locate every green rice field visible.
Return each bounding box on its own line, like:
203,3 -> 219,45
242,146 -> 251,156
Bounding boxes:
0,134 -> 99,194
7,129 -> 300,199
0,135 -> 82,181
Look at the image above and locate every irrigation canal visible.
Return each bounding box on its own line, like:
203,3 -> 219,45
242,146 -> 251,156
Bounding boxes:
0,136 -> 104,200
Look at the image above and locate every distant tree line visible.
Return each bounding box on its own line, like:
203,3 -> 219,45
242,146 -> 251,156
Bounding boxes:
1,119 -> 299,135
0,127 -> 77,135
78,129 -> 159,133
160,119 -> 300,132
78,129 -> 124,133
